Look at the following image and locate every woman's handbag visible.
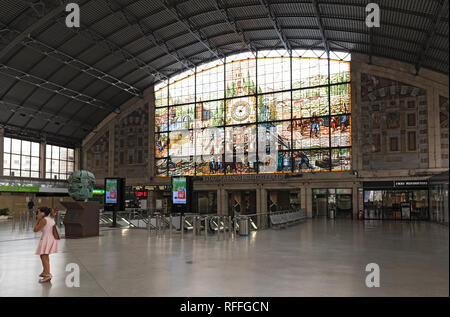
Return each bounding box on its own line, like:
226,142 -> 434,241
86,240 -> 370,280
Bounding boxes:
52,224 -> 61,240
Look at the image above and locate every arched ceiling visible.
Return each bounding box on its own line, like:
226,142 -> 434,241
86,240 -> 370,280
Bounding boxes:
0,0 -> 448,147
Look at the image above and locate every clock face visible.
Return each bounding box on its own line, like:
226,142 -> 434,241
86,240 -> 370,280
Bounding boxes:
231,101 -> 250,122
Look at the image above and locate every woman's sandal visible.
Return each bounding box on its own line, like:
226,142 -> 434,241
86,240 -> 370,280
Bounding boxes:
39,272 -> 45,277
39,274 -> 52,283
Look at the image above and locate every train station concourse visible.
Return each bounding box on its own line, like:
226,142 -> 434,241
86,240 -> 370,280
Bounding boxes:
0,0 -> 448,304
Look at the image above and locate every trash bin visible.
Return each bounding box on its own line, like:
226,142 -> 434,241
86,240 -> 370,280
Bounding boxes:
238,217 -> 249,236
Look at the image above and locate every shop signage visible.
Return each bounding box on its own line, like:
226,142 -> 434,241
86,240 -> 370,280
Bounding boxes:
93,189 -> 105,195
394,181 -> 428,187
0,185 -> 39,192
200,174 -> 287,183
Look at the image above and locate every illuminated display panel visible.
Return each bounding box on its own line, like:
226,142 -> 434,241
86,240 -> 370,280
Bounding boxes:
155,50 -> 351,176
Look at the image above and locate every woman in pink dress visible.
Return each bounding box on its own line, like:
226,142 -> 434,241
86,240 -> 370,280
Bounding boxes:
33,207 -> 58,283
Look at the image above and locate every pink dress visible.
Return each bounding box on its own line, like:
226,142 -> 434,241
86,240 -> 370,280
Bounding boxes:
35,216 -> 58,255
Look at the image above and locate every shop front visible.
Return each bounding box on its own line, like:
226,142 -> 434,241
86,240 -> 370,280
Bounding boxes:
267,190 -> 301,212
228,190 -> 256,217
312,188 -> 353,219
429,172 -> 449,224
194,191 -> 217,214
363,181 -> 429,220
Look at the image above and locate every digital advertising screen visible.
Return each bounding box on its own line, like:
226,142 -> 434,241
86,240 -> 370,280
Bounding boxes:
172,177 -> 187,204
105,179 -> 118,204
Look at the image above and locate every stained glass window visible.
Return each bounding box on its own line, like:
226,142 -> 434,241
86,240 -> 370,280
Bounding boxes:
154,50 -> 351,176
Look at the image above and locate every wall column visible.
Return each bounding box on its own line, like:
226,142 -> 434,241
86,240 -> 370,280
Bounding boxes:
147,86 -> 155,181
216,187 -> 222,214
220,188 -> 228,216
40,139 -> 46,179
75,147 -> 81,171
0,128 -> 4,176
306,186 -> 313,218
108,122 -> 115,177
352,184 -> 359,219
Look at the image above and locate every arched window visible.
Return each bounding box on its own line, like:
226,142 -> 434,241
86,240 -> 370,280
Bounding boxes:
154,50 -> 351,176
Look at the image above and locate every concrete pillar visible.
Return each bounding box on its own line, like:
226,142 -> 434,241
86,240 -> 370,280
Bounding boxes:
256,186 -> 261,214
147,190 -> 155,213
427,87 -> 437,168
40,139 -> 46,179
0,128 -> 4,176
300,186 -> 307,211
147,86 -> 155,180
108,122 -> 115,177
217,187 -> 222,214
221,188 -> 228,216
306,186 -> 313,218
352,184 -> 359,219
75,147 -> 81,171
260,187 -> 267,214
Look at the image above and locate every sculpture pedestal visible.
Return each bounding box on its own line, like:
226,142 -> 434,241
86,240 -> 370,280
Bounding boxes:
61,201 -> 99,238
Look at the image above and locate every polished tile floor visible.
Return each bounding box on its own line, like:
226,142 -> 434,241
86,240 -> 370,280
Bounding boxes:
0,219 -> 448,297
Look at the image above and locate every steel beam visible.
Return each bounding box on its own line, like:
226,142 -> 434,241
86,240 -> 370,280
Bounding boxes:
104,0 -> 195,72
0,0 -> 74,61
415,0 -> 448,74
158,0 -> 225,62
213,0 -> 256,55
258,0 -> 291,53
0,64 -> 112,111
0,99 -> 95,131
311,0 -> 329,57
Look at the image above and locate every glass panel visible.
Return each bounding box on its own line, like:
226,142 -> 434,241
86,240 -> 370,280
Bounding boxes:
168,104 -> 195,131
11,154 -> 20,169
45,172 -> 51,179
168,72 -> 195,105
168,156 -> 195,176
155,107 -> 169,132
67,148 -> 74,161
155,133 -> 168,158
331,148 -> 352,171
156,158 -> 168,176
329,59 -> 350,84
330,84 -> 351,115
52,146 -> 59,159
46,159 -> 52,172
257,56 -> 291,93
292,117 -> 330,149
31,157 -> 39,171
258,92 -> 291,122
20,170 -> 30,178
225,96 -> 257,125
224,125 -> 257,174
46,144 -> 52,158
169,130 -> 194,157
11,138 -> 21,154
31,142 -> 40,157
258,121 -> 291,153
194,127 -> 225,158
3,169 -> 10,176
225,57 -> 256,98
292,87 -> 329,118
30,171 -> 39,178
51,159 -> 59,173
154,80 -> 169,108
60,160 -> 67,174
67,161 -> 74,173
21,141 -> 30,156
4,137 -> 11,153
195,100 -> 224,128
293,149 -> 330,172
196,64 -> 224,102
330,115 -> 351,147
60,147 -> 67,161
292,58 -> 328,89
21,156 -> 31,171
3,153 -> 10,169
